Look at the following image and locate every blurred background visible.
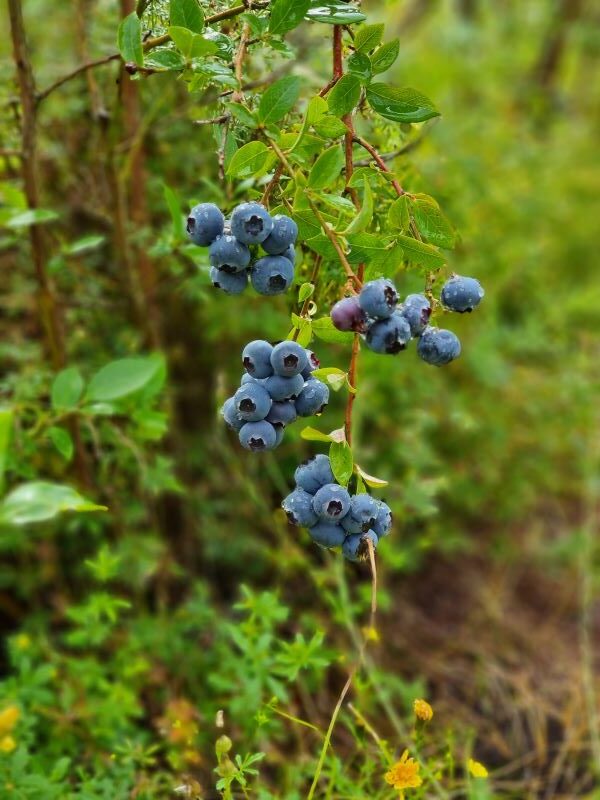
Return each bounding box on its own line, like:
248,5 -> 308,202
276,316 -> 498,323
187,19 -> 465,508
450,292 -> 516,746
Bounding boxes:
1,0 -> 599,797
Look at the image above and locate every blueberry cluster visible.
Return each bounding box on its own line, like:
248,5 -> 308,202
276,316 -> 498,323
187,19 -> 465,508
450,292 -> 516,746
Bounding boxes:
187,201 -> 298,296
221,340 -> 330,451
282,455 -> 392,562
330,274 -> 484,366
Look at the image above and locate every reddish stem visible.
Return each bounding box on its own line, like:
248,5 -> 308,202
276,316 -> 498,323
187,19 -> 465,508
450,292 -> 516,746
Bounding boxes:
353,134 -> 406,197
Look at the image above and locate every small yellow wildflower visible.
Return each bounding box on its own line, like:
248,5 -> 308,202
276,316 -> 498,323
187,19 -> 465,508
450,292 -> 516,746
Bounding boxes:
0,736 -> 16,754
468,758 -> 489,778
385,750 -> 423,795
15,634 -> 30,651
413,698 -> 433,722
0,707 -> 19,737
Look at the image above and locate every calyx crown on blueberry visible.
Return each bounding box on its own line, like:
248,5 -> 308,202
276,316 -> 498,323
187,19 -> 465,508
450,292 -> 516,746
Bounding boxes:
221,339 -> 330,452
283,454 -> 392,562
187,201 -> 298,297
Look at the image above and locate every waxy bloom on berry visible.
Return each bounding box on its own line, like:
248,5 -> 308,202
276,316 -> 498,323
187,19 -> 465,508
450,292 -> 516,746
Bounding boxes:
384,750 -> 423,796
413,698 -> 433,722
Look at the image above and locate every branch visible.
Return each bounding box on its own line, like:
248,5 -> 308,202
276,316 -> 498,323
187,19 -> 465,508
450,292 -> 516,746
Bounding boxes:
36,54 -> 119,103
353,134 -> 405,196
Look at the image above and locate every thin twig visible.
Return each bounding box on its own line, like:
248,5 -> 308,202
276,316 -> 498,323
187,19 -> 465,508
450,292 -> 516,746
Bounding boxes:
353,134 -> 405,196
260,163 -> 284,207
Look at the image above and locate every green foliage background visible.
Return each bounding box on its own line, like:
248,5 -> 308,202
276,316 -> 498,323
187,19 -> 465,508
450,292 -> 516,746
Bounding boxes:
0,0 -> 599,797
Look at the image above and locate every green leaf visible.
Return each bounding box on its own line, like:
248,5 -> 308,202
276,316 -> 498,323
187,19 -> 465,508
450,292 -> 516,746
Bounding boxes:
312,115 -> 347,138
300,426 -> 334,443
306,95 -> 328,124
169,0 -> 204,33
51,367 -> 84,411
346,52 -> 372,84
269,0 -> 311,34
347,232 -> 388,263
258,76 -> 302,125
366,84 -> 440,123
86,357 -> 162,402
47,426 -> 74,462
354,23 -> 384,53
226,141 -> 270,178
0,407 -> 13,495
354,463 -> 389,488
5,208 -> 59,228
227,102 -> 258,128
327,74 -> 362,117
314,192 -> 355,214
370,39 -> 399,74
311,367 -> 347,392
117,12 -> 143,65
329,441 -> 353,486
411,197 -> 456,249
163,183 -> 186,241
305,2 -> 366,25
202,30 -> 234,60
62,235 -> 105,256
292,208 -> 322,241
312,316 -> 354,344
298,282 -> 314,302
308,145 -> 345,189
343,179 -> 373,235
0,482 -> 107,526
144,49 -> 185,71
169,26 -> 217,58
395,234 -> 445,269
388,195 -> 410,230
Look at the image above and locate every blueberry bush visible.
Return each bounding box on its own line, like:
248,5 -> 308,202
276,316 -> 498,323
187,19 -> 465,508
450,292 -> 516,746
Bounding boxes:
1,0 -> 598,798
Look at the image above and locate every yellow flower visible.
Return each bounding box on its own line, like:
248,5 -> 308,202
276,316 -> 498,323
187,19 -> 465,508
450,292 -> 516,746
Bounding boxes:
15,635 -> 30,651
0,707 -> 19,737
0,736 -> 16,754
468,758 -> 488,778
413,699 -> 433,722
385,750 -> 423,795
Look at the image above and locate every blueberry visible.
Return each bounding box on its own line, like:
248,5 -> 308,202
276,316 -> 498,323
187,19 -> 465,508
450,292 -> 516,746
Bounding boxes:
301,349 -> 320,380
221,397 -> 244,432
308,521 -> 346,548
294,454 -> 335,494
341,494 -> 381,534
251,256 -> 294,295
295,379 -> 329,417
261,214 -> 298,254
331,296 -> 368,332
273,424 -> 285,448
264,373 -> 304,401
266,400 -> 297,427
210,266 -> 248,295
359,278 -> 398,319
399,293 -> 431,336
242,340 -> 274,379
209,235 -> 251,273
441,275 -> 484,313
312,483 -> 351,521
233,383 -> 272,421
270,340 -> 308,377
365,312 -> 412,354
417,327 -> 461,366
238,420 -> 277,451
240,373 -> 264,385
282,244 -> 296,265
187,203 -> 224,246
230,202 -> 273,245
342,530 -> 378,562
372,501 -> 392,537
282,487 -> 319,527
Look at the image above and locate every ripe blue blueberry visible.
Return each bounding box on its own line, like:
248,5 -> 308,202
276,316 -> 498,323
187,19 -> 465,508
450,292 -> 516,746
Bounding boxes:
270,340 -> 308,377
341,494 -> 381,534
233,383 -> 272,421
240,373 -> 265,385
242,340 -> 274,379
187,203 -> 224,246
399,293 -> 431,336
312,483 -> 351,521
210,266 -> 248,295
261,214 -> 298,255
266,400 -> 297,427
282,487 -> 319,527
365,312 -> 412,354
209,235 -> 251,273
281,244 -> 296,265
221,397 -> 244,432
308,521 -> 346,549
417,327 -> 461,366
295,379 -> 329,417
441,275 -> 484,313
264,373 -> 304,401
251,256 -> 294,295
238,420 -> 277,451
372,501 -> 392,537
294,454 -> 335,494
359,278 -> 398,319
331,296 -> 368,333
230,202 -> 273,244
342,530 -> 378,562
301,350 -> 320,380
